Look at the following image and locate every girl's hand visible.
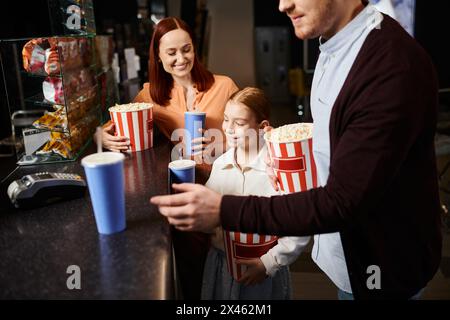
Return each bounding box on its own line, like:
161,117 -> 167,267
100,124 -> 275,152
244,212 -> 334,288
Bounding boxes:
191,135 -> 212,154
263,126 -> 279,191
191,128 -> 225,164
265,152 -> 279,192
235,258 -> 268,286
191,135 -> 211,164
99,122 -> 130,153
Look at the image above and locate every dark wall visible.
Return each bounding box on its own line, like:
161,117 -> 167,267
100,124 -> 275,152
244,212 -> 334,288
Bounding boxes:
180,0 -> 197,31
253,0 -> 301,68
254,0 -> 288,26
415,0 -> 450,89
1,1 -> 52,39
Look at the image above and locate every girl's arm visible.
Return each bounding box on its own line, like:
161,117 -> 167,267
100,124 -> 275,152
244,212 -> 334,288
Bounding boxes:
260,236 -> 310,277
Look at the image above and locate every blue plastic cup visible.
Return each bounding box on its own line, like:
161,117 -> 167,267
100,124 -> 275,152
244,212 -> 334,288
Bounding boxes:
168,159 -> 196,194
81,152 -> 126,235
184,111 -> 206,157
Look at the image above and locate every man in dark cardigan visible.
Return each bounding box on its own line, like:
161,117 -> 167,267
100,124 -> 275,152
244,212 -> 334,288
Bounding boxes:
151,0 -> 442,299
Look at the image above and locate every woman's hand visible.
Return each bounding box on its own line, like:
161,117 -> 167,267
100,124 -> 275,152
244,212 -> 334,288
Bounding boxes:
236,258 -> 268,286
99,122 -> 130,153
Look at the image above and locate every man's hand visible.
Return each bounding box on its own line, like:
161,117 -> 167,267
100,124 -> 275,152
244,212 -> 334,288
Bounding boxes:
263,126 -> 279,191
150,183 -> 222,232
98,122 -> 130,152
236,258 -> 268,286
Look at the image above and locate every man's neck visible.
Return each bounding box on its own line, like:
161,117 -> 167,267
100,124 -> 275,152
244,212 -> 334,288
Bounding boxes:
322,1 -> 366,40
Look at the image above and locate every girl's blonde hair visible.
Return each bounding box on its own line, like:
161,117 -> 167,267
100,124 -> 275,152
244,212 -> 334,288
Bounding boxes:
229,87 -> 271,123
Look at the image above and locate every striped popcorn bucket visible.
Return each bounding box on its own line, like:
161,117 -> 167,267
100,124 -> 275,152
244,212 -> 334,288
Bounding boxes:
266,135 -> 318,193
223,230 -> 278,281
109,106 -> 153,152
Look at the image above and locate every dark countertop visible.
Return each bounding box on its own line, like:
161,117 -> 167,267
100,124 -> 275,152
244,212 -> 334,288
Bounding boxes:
0,138 -> 175,299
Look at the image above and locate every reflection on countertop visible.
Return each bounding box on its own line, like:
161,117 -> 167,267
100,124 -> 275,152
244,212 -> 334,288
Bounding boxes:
0,138 -> 174,299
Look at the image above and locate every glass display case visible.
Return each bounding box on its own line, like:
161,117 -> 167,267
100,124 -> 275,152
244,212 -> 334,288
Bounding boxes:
0,0 -> 119,165
0,35 -> 101,165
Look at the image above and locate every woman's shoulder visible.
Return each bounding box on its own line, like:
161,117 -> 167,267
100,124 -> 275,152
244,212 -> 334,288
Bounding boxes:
133,82 -> 151,103
212,74 -> 237,88
137,82 -> 150,91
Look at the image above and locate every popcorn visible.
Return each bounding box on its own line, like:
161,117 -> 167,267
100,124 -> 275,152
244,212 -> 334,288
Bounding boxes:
108,103 -> 153,113
265,122 -> 318,194
109,103 -> 154,152
265,122 -> 313,143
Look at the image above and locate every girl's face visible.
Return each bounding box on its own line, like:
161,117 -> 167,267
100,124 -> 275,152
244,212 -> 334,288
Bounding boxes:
158,29 -> 195,79
222,101 -> 264,149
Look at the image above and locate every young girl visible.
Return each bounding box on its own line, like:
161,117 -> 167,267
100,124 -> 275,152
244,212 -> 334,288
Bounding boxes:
201,87 -> 310,300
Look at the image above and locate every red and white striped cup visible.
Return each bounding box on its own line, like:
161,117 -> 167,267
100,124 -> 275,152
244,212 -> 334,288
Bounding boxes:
223,230 -> 278,281
109,104 -> 153,152
265,126 -> 318,193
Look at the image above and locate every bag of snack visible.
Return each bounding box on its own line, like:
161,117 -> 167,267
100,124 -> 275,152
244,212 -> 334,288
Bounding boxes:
22,38 -> 46,74
43,77 -> 65,104
32,105 -> 67,131
36,138 -> 72,159
44,44 -> 61,76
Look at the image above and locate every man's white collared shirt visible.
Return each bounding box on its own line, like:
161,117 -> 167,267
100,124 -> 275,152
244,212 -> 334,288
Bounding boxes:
310,5 -> 383,293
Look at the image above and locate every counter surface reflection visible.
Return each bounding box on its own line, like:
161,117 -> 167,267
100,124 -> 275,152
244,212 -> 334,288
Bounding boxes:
0,139 -> 174,299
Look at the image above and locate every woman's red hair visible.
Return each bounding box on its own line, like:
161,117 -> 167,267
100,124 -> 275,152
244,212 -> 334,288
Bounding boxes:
148,17 -> 214,106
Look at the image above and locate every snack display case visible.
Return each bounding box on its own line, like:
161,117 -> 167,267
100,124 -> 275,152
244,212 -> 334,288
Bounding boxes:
0,35 -> 101,165
0,0 -> 119,165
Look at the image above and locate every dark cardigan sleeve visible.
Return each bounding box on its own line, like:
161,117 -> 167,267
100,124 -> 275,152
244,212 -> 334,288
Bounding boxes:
220,32 -> 437,237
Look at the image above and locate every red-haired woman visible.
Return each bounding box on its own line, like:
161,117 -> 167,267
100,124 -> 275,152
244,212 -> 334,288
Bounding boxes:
100,17 -> 238,300
101,17 -> 238,155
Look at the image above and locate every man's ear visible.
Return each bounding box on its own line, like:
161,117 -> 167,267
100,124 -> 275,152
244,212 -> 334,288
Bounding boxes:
260,120 -> 270,129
